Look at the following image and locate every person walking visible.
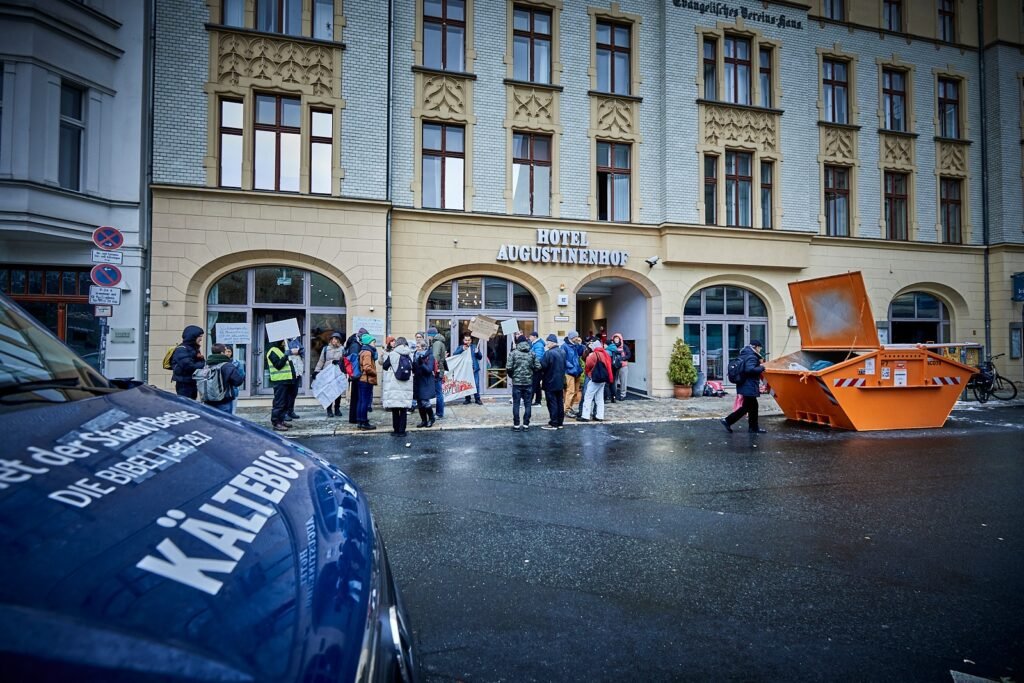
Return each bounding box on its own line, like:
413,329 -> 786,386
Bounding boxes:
611,332 -> 631,400
314,331 -> 346,417
720,340 -> 767,434
356,334 -> 378,430
203,343 -> 245,414
540,334 -> 566,429
345,327 -> 368,424
454,334 -> 484,404
427,327 -> 448,419
170,325 -> 205,399
412,338 -> 436,428
562,331 -> 584,419
579,340 -> 613,423
507,334 -> 540,431
529,330 -> 545,405
266,339 -> 297,432
381,336 -> 414,436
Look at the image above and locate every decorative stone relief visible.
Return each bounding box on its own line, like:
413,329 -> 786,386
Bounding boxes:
822,126 -> 856,162
703,104 -> 778,153
594,96 -> 637,141
422,74 -> 468,118
937,140 -> 968,176
880,134 -> 914,169
511,86 -> 555,128
216,30 -> 335,97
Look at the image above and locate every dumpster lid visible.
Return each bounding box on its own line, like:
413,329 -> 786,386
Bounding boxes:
789,272 -> 880,350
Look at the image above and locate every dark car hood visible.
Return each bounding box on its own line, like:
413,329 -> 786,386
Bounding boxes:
0,386 -> 375,682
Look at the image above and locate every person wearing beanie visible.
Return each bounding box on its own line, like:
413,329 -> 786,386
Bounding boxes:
345,327 -> 369,424
540,334 -> 567,429
315,332 -> 347,417
429,327 -> 448,418
506,332 -> 541,430
579,339 -> 613,422
611,332 -> 631,401
721,340 -> 767,434
381,336 -> 414,436
412,337 -> 437,428
170,325 -> 206,399
604,340 -> 621,404
454,333 -> 484,405
355,334 -> 378,430
528,330 -> 545,405
561,331 -> 585,418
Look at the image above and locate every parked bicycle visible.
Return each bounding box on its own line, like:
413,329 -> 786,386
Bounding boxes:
968,353 -> 1018,403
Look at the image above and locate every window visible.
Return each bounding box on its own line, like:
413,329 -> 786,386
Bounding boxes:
704,154 -> 717,225
596,141 -> 630,222
882,69 -> 906,132
313,0 -> 334,40
703,38 -> 716,100
725,151 -> 752,227
823,59 -> 848,124
888,292 -> 949,343
760,161 -> 773,229
0,62 -> 4,160
884,0 -> 902,31
257,0 -> 302,36
596,21 -> 631,96
310,109 -> 333,194
823,0 -> 844,20
219,99 -> 243,188
758,47 -> 772,108
940,177 -> 962,244
938,0 -> 955,42
512,132 -> 551,216
724,36 -> 750,105
884,171 -> 908,240
824,165 -> 850,237
513,6 -> 551,85
223,0 -> 243,26
59,83 -> 84,191
683,286 -> 768,383
253,94 -> 300,192
422,122 -> 464,210
938,77 -> 960,138
424,0 -> 466,72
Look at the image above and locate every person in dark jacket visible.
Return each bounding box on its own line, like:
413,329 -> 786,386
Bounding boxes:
454,334 -> 484,404
346,327 -> 368,424
540,334 -> 566,429
721,340 -> 767,434
528,331 -> 545,405
507,335 -> 541,430
412,338 -> 436,428
356,334 -> 378,430
266,339 -> 298,432
203,343 -> 246,414
170,325 -> 205,399
428,327 -> 447,418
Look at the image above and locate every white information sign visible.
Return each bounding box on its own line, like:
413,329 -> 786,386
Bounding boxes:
265,318 -> 301,343
864,358 -> 876,375
216,323 -> 251,345
881,367 -> 891,380
91,249 -> 124,265
894,369 -> 908,387
351,316 -> 385,337
93,305 -> 113,317
88,286 -> 121,305
500,319 -> 520,336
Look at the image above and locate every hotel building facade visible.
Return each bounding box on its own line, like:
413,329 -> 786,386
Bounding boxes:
147,0 -> 1024,399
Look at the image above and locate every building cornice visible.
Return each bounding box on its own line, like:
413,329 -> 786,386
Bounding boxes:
149,184 -> 392,210
0,179 -> 139,208
0,4 -> 124,59
808,14 -> 977,52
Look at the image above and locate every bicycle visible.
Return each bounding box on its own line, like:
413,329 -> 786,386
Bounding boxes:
969,353 -> 1018,403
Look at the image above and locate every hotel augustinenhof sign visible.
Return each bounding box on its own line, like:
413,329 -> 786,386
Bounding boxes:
496,229 -> 630,267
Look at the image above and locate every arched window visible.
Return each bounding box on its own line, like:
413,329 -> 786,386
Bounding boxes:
683,285 -> 768,382
888,292 -> 950,343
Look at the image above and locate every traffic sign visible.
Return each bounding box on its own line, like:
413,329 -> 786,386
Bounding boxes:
94,305 -> 113,317
92,226 -> 124,251
90,264 -> 122,287
91,249 -> 123,265
88,286 -> 121,305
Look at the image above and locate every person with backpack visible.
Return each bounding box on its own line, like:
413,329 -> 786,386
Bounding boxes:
202,343 -> 245,414
345,327 -> 368,424
412,338 -> 436,428
720,340 -> 767,434
427,327 -> 448,419
604,341 -> 623,403
562,331 -> 585,419
540,334 -> 566,430
355,334 -> 378,430
611,332 -> 631,401
170,325 -> 205,399
314,332 -> 347,417
578,340 -> 613,423
266,339 -> 297,432
381,336 -> 414,436
528,330 -> 545,406
507,334 -> 541,431
454,334 -> 483,405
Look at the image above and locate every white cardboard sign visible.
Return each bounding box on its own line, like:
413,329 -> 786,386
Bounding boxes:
216,323 -> 251,345
500,319 -> 520,336
265,318 -> 300,343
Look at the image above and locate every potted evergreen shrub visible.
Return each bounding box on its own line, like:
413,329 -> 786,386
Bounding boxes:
667,338 -> 698,398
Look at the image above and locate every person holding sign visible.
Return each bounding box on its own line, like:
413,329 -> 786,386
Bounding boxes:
315,332 -> 347,417
266,340 -> 297,432
454,335 -> 483,405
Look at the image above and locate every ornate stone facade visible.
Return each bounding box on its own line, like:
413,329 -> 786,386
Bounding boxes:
510,86 -> 556,130
212,28 -> 341,98
936,139 -> 968,176
421,73 -> 469,119
702,103 -> 779,154
820,125 -> 857,163
592,96 -> 638,142
880,133 -> 915,171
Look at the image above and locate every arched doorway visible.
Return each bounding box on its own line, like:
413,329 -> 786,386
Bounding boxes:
577,276 -> 650,394
426,275 -> 537,394
888,291 -> 950,343
683,285 -> 768,383
206,266 -> 347,396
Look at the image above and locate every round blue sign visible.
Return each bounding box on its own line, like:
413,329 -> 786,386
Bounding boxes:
92,226 -> 124,251
90,264 -> 122,287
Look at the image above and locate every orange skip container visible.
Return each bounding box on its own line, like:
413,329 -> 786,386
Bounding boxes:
763,272 -> 977,431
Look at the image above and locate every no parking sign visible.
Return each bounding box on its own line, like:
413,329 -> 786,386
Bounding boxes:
90,264 -> 122,288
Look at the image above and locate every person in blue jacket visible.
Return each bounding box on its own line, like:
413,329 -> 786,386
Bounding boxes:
720,340 -> 767,434
454,334 -> 484,405
529,330 -> 546,405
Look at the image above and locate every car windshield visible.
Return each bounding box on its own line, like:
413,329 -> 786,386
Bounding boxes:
0,296 -> 114,409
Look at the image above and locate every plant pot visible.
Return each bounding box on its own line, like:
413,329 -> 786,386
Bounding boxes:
673,384 -> 692,399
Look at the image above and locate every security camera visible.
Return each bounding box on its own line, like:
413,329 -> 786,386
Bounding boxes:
644,256 -> 660,267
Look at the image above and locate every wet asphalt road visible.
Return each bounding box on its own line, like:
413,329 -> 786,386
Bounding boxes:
299,406 -> 1024,682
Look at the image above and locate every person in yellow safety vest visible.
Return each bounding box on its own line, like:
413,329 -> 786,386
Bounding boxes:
267,340 -> 297,432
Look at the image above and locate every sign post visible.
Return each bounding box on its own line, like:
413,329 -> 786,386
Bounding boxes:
90,226 -> 125,377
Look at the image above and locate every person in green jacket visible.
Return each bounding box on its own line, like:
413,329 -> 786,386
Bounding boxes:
506,335 -> 540,431
266,339 -> 297,432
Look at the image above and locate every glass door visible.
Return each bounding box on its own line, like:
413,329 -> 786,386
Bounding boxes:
255,309 -> 305,395
207,310 -> 250,394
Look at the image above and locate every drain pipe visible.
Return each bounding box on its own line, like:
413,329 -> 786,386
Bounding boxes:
977,0 -> 992,354
385,0 -> 394,335
139,0 -> 156,381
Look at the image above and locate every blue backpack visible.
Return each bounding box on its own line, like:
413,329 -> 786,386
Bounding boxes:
394,354 -> 413,381
347,352 -> 361,378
